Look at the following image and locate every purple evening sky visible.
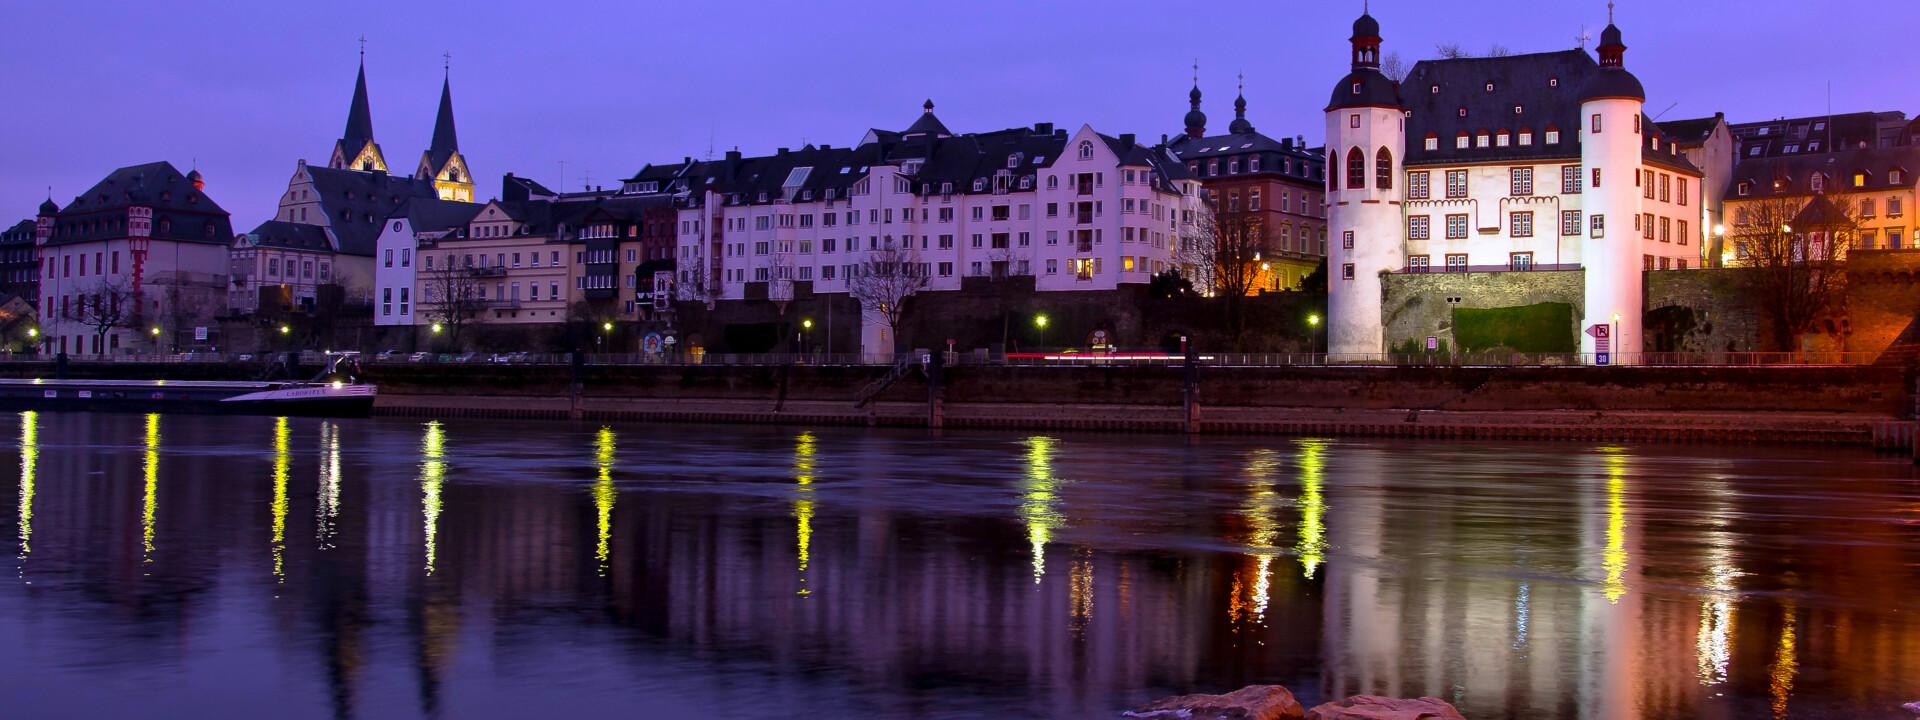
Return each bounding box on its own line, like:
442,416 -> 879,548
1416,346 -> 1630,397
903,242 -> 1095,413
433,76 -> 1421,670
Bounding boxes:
4,0 -> 1915,231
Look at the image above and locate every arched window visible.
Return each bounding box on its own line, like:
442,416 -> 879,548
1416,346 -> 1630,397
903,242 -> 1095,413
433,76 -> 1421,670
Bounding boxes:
1346,147 -> 1365,190
1376,147 -> 1393,189
1078,141 -> 1094,159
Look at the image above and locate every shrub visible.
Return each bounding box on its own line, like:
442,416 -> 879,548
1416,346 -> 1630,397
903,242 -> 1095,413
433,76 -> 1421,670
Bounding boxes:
1452,302 -> 1575,352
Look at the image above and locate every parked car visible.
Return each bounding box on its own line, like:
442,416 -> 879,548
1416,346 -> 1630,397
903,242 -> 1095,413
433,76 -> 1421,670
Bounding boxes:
452,352 -> 479,363
408,352 -> 431,362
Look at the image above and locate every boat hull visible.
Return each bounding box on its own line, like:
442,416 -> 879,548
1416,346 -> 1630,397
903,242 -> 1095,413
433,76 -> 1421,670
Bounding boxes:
0,380 -> 377,418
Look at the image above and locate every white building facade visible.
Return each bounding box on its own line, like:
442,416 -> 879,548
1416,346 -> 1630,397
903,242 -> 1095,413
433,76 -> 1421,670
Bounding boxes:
1325,12 -> 1702,360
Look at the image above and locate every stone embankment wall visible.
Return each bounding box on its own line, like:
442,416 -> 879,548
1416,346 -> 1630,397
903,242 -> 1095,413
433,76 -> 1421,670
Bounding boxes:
1382,270 -> 1584,353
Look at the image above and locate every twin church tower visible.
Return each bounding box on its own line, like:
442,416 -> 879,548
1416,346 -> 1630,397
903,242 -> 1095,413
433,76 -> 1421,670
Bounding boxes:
326,58 -> 473,203
1325,9 -> 1697,359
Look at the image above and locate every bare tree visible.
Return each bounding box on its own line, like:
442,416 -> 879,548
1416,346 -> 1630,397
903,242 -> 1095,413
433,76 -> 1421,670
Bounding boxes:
1379,52 -> 1408,82
417,259 -> 489,350
63,276 -> 141,355
766,251 -> 797,314
1485,44 -> 1512,57
1211,209 -> 1273,348
1727,194 -> 1857,351
677,252 -> 719,309
1435,43 -> 1472,59
1175,204 -> 1220,296
847,244 -> 930,358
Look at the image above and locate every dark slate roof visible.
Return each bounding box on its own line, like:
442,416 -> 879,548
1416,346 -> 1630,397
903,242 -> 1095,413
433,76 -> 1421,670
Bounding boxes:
1351,12 -> 1379,39
45,161 -> 233,247
38,198 -> 58,216
1165,128 -> 1326,185
1403,50 -> 1595,166
501,173 -> 557,202
1577,66 -> 1645,102
305,165 -> 440,255
343,62 -> 375,147
1642,123 -> 1704,176
904,100 -> 951,136
1729,111 -> 1909,158
1327,67 -> 1400,111
1791,192 -> 1857,228
1657,115 -> 1723,147
243,220 -> 335,251
429,77 -> 458,153
2,220 -> 34,246
394,197 -> 483,233
1729,146 -> 1920,200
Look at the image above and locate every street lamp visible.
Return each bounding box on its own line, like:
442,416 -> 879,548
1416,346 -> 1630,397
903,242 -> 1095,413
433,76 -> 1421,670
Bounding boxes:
279,325 -> 290,334
430,323 -> 442,333
1308,314 -> 1320,357
1035,314 -> 1049,354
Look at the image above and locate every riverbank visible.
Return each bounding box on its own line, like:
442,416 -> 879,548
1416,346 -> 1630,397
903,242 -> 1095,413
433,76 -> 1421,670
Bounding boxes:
356,362 -> 1910,446
0,359 -> 1904,445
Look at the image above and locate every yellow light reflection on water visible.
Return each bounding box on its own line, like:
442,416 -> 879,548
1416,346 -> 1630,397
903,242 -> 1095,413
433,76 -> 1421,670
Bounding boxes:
142,414 -> 160,561
1601,448 -> 1629,604
793,432 -> 816,596
592,426 -> 616,575
420,421 -> 445,575
1021,436 -> 1063,583
316,422 -> 341,550
1069,546 -> 1094,638
1230,449 -> 1281,626
16,411 -> 37,568
1295,439 -> 1328,579
1770,603 -> 1798,719
271,417 -> 290,583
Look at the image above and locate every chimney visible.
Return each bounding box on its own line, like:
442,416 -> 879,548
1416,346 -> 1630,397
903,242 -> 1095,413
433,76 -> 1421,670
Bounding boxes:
725,150 -> 742,182
821,144 -> 831,150
1282,138 -> 1293,150
1296,135 -> 1305,146
1120,133 -> 1136,148
777,147 -> 789,156
1034,122 -> 1053,135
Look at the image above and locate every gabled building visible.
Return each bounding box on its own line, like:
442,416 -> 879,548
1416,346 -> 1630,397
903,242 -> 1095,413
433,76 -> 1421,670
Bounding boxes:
1165,80 -> 1330,292
372,197 -> 482,326
1723,145 -> 1918,255
1730,111 -> 1913,160
657,101 -> 1204,353
1325,10 -> 1703,358
36,162 -> 232,355
0,220 -> 39,304
246,58 -> 477,315
1657,114 -> 1735,264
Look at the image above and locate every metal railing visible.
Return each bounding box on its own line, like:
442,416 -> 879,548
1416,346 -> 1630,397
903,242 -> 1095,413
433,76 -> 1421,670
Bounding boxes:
0,349 -> 1885,368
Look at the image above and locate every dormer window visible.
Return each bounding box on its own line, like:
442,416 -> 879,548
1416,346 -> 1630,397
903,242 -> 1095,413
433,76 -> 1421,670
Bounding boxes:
1249,155 -> 1261,172
1853,172 -> 1867,187
1430,85 -> 1440,94
1737,182 -> 1751,196
1007,153 -> 1021,168
1485,82 -> 1495,92
1545,128 -> 1561,144
1892,170 -> 1905,184
1455,132 -> 1469,149
1514,105 -> 1523,115
1425,135 -> 1439,151
1549,77 -> 1559,87
1811,174 -> 1825,192
1476,132 -> 1490,148
972,178 -> 985,192
1496,132 -> 1510,147
1458,107 -> 1468,117
1808,141 -> 1821,152
1352,82 -> 1362,94
1519,131 -> 1533,146
1784,144 -> 1800,153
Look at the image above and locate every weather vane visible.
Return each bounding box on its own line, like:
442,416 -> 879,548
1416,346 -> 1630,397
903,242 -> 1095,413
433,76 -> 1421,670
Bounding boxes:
357,35 -> 365,58
443,51 -> 451,72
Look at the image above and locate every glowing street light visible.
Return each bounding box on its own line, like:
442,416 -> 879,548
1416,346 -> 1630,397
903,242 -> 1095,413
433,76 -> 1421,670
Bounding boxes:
602,322 -> 613,332
26,328 -> 36,338
1713,224 -> 1726,237
431,323 -> 443,333
803,319 -> 812,329
279,325 -> 290,334
150,327 -> 160,336
1308,314 -> 1320,326
1035,315 -> 1048,328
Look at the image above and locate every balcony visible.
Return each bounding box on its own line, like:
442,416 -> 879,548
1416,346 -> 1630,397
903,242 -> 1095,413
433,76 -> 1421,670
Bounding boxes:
470,266 -> 507,278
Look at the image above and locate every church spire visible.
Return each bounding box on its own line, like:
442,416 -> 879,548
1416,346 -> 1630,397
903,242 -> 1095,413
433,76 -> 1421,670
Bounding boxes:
1184,59 -> 1207,138
344,59 -> 374,145
429,72 -> 458,153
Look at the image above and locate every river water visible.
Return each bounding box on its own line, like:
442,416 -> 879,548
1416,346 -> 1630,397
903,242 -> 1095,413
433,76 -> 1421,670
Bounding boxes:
3,412 -> 1919,719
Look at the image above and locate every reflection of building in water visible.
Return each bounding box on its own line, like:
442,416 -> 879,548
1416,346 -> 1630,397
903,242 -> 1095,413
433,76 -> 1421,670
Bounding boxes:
419,421 -> 444,574
1319,445 -> 1660,717
16,411 -> 36,566
316,421 -> 342,550
141,414 -> 159,561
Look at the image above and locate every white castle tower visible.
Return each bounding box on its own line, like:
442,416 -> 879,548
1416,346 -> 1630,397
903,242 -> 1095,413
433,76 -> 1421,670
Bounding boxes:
1576,19 -> 1646,360
1324,10 -> 1405,358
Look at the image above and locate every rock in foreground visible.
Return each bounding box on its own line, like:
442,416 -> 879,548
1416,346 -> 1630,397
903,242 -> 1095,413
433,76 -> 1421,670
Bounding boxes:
1304,695 -> 1465,720
1125,685 -> 1306,720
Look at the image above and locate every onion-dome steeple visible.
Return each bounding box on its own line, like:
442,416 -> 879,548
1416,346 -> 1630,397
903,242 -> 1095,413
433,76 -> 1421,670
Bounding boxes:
1183,61 -> 1207,138
1228,75 -> 1254,134
1327,10 -> 1401,111
1578,7 -> 1645,101
38,197 -> 58,216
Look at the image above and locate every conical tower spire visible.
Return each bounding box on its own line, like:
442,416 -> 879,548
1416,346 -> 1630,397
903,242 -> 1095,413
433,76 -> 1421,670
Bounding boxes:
429,72 -> 458,153
344,59 -> 374,144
